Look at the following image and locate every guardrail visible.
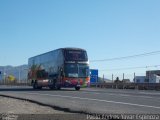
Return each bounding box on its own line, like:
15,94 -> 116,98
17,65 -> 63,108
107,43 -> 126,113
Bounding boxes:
1,82 -> 160,90
0,82 -> 30,86
90,83 -> 160,90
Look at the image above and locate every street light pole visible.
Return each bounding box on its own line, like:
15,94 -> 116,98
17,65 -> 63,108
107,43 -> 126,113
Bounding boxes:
134,72 -> 135,83
96,75 -> 98,88
18,67 -> 21,84
23,68 -> 28,85
3,67 -> 6,85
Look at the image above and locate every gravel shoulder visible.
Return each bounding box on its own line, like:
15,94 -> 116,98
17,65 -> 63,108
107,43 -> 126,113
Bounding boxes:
0,96 -> 86,120
0,96 -> 65,114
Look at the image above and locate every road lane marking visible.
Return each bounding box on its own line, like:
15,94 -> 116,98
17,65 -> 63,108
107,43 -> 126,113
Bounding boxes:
80,91 -> 154,99
81,91 -> 101,94
84,89 -> 160,95
139,92 -> 160,95
18,92 -> 160,109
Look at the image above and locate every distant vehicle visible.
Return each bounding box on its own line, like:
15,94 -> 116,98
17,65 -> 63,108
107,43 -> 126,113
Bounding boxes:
28,48 -> 90,90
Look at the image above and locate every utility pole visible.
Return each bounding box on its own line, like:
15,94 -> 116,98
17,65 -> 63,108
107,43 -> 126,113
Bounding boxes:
112,74 -> 114,89
123,73 -> 124,80
112,74 -> 114,83
103,74 -> 104,83
0,71 -> 1,84
3,67 -> 6,85
96,75 -> 98,88
134,72 -> 135,83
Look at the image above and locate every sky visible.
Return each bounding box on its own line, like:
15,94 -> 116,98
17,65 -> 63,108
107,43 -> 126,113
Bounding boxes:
0,0 -> 160,80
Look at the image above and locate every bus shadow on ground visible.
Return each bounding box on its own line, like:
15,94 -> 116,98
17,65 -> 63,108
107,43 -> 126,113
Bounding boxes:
0,86 -> 76,92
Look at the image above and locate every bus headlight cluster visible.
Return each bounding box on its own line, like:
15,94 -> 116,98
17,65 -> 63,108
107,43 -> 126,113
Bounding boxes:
66,80 -> 71,84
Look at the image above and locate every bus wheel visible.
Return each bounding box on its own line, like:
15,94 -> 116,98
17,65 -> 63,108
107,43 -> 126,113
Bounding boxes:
33,83 -> 38,89
37,86 -> 42,89
49,86 -> 55,90
75,87 -> 80,91
56,85 -> 61,90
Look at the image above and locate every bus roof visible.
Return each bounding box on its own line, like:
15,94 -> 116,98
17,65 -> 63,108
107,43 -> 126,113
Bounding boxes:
28,47 -> 86,60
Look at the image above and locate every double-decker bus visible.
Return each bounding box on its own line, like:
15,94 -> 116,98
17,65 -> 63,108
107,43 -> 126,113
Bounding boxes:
28,48 -> 90,90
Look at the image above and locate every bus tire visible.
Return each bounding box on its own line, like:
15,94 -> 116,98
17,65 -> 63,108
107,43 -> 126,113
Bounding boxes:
33,83 -> 38,89
56,85 -> 61,90
49,79 -> 57,90
75,86 -> 80,91
37,86 -> 42,89
49,86 -> 55,90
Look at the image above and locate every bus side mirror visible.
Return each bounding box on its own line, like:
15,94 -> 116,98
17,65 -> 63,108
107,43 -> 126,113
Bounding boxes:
63,73 -> 65,77
61,72 -> 65,77
60,68 -> 65,77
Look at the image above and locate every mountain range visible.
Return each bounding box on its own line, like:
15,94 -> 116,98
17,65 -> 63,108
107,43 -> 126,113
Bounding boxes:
0,65 -> 112,83
0,65 -> 28,81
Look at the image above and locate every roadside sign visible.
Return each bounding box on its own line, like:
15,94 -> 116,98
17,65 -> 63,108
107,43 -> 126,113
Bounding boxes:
90,69 -> 98,83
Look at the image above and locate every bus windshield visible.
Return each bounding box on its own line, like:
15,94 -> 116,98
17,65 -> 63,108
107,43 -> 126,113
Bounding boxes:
64,64 -> 89,78
64,50 -> 88,61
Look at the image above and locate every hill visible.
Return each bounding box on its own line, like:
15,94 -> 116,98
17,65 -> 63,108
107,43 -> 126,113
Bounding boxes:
0,65 -> 28,81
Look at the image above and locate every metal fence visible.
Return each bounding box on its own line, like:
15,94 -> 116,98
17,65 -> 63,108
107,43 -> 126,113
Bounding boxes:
0,79 -> 30,86
90,83 -> 160,90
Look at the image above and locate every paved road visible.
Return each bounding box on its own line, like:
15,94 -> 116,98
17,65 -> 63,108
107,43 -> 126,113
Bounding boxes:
0,86 -> 160,114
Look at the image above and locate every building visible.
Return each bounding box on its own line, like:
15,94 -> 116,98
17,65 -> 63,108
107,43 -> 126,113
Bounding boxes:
146,70 -> 160,83
134,76 -> 147,83
134,70 -> 160,83
122,79 -> 130,83
148,74 -> 160,83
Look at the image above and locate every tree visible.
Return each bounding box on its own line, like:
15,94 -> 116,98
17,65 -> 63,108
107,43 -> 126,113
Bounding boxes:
116,77 -> 119,81
114,77 -> 122,83
28,64 -> 42,80
7,75 -> 15,81
6,75 -> 16,84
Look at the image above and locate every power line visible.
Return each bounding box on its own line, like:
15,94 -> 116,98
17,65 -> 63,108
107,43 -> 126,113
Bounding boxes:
90,50 -> 160,62
99,65 -> 160,71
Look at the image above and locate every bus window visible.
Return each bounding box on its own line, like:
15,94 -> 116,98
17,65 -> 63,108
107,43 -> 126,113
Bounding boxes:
65,50 -> 88,61
64,64 -> 89,78
65,64 -> 78,78
78,64 -> 89,78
